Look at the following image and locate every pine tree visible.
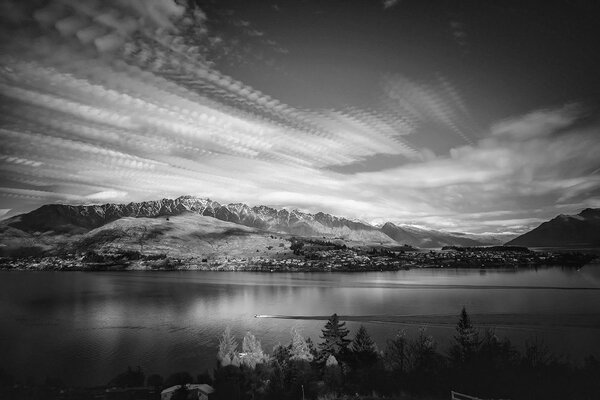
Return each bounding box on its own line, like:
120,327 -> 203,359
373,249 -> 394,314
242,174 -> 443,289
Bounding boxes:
318,313 -> 350,363
305,337 -> 318,360
272,343 -> 291,366
455,307 -> 477,343
385,330 -> 409,373
451,306 -> 480,364
351,325 -> 378,367
409,327 -> 438,372
349,325 -> 380,394
351,325 -> 377,354
218,327 -> 240,367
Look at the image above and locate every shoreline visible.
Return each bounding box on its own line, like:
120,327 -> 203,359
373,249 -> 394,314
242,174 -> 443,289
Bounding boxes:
1,258 -> 597,272
2,245 -> 597,272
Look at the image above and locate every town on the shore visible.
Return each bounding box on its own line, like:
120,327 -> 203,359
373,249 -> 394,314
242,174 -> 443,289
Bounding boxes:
1,237 -> 596,271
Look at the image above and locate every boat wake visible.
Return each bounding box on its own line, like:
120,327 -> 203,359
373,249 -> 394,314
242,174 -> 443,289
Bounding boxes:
254,313 -> 600,331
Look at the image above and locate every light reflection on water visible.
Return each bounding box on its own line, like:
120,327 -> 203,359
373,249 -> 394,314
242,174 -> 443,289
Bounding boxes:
0,266 -> 599,386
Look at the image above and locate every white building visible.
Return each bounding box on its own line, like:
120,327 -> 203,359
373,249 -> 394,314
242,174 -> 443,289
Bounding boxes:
161,383 -> 214,400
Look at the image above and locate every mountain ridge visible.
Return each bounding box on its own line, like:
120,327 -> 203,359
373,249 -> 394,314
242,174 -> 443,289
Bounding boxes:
380,221 -> 495,248
3,195 -> 395,244
506,208 -> 600,247
2,195 -> 513,249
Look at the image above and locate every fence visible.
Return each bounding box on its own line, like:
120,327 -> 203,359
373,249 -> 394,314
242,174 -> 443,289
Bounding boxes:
451,391 -> 482,400
451,391 -> 511,400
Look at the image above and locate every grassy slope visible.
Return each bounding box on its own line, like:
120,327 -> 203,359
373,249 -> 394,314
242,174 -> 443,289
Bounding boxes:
73,212 -> 294,260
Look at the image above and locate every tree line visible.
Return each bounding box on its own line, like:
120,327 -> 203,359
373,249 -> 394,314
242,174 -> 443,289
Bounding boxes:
211,308 -> 600,399
2,308 -> 599,399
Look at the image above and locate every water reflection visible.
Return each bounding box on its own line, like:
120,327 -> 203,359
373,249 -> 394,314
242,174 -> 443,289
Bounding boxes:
0,267 -> 599,386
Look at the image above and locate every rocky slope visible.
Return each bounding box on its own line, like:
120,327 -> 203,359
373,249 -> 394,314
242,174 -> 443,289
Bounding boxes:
2,196 -> 394,244
2,196 -> 511,254
506,208 -> 600,248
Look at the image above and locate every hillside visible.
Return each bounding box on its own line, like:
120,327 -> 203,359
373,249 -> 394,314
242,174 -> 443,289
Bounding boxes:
71,213 -> 292,261
3,196 -> 394,244
0,196 -> 511,259
380,222 -> 493,248
506,208 -> 600,248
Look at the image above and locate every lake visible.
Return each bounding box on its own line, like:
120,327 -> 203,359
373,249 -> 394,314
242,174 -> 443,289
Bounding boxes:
1,266 -> 600,386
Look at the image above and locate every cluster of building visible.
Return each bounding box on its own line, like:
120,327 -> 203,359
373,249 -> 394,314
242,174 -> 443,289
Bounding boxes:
201,247 -> 596,271
414,247 -> 596,268
0,256 -> 84,270
1,245 -> 595,271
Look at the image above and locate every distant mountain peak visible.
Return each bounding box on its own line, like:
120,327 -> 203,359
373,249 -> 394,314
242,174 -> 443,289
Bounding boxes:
507,208 -> 600,248
379,220 -> 497,248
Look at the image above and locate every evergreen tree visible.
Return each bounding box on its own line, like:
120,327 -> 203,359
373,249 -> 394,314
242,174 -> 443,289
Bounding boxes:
272,343 -> 291,367
474,329 -> 517,397
348,325 -> 380,394
318,313 -> 350,363
405,327 -> 447,394
305,337 -> 318,360
287,357 -> 317,400
264,361 -> 286,400
351,325 -> 377,354
409,327 -> 438,372
351,325 -> 378,365
479,329 -> 516,371
384,330 -> 409,374
218,326 -> 240,367
451,307 -> 480,364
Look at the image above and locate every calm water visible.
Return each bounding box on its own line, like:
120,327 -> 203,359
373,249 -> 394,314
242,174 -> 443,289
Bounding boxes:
1,266 -> 600,386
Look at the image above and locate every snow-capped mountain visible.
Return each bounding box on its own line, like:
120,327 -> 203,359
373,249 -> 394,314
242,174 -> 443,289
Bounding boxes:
3,196 -> 394,244
2,195 -> 519,249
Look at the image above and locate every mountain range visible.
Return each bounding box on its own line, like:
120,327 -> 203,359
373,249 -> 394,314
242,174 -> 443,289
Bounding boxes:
2,196 -> 598,258
4,195 -> 393,242
0,196 -> 507,257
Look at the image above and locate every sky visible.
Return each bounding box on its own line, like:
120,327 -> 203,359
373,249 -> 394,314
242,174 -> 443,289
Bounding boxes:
0,0 -> 599,234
